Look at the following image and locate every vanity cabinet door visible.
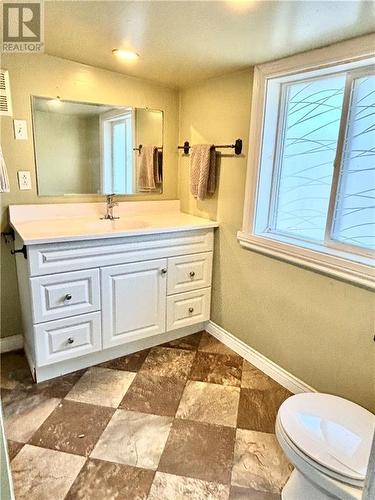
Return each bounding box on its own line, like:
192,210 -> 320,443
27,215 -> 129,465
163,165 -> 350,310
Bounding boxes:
101,259 -> 167,348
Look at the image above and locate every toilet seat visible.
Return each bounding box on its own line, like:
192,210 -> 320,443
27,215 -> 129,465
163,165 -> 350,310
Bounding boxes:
276,416 -> 363,489
277,393 -> 375,485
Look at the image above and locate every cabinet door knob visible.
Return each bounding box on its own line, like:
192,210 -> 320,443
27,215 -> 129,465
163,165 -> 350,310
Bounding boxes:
67,337 -> 74,344
64,294 -> 72,301
189,271 -> 195,278
188,307 -> 194,313
161,268 -> 167,275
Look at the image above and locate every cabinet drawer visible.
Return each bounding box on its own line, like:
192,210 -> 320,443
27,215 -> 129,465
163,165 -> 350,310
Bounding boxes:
31,269 -> 100,323
35,312 -> 101,366
167,252 -> 213,295
167,287 -> 211,331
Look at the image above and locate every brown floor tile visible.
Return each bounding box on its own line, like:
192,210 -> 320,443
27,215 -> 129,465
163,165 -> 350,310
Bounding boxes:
119,372 -> 186,417
17,370 -> 86,400
199,332 -> 238,356
29,400 -> 115,456
65,458 -> 155,500
140,347 -> 195,380
7,440 -> 24,461
230,485 -> 280,499
190,351 -> 243,387
241,362 -> 284,391
98,348 -> 150,372
158,419 -> 235,484
231,429 -> 292,493
0,350 -> 32,390
162,331 -> 203,351
237,387 -> 291,433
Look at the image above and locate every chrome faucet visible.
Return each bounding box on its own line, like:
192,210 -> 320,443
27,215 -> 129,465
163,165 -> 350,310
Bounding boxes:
101,194 -> 119,220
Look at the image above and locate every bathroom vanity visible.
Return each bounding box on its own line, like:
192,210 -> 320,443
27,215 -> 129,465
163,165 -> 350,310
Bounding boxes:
9,201 -> 218,382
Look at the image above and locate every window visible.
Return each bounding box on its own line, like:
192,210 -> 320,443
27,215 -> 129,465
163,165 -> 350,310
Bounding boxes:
239,38 -> 375,288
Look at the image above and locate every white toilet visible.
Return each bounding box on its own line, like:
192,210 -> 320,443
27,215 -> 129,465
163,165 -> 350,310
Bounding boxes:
276,393 -> 375,500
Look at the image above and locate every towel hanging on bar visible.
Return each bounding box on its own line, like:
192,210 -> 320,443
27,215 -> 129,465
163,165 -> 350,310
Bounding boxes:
190,144 -> 216,200
137,145 -> 162,192
0,146 -> 10,193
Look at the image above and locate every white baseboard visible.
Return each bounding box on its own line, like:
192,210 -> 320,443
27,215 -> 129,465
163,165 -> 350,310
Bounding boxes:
205,320 -> 316,395
0,334 -> 23,353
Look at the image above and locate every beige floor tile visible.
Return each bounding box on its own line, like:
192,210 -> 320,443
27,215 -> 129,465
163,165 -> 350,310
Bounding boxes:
148,472 -> 230,500
91,409 -> 173,470
231,429 -> 292,493
3,394 -> 60,443
176,380 -> 240,427
11,444 -> 85,500
65,367 -> 136,407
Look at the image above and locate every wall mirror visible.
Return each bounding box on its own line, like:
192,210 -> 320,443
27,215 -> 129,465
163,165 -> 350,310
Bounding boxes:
31,96 -> 164,196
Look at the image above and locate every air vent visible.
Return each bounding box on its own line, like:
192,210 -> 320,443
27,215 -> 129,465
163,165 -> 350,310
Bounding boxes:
0,70 -> 12,116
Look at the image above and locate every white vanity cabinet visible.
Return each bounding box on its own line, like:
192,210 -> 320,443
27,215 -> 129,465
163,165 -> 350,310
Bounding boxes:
13,225 -> 215,382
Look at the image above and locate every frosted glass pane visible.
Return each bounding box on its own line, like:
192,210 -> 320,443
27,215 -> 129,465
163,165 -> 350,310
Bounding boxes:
333,74 -> 375,251
112,121 -> 126,192
273,75 -> 346,241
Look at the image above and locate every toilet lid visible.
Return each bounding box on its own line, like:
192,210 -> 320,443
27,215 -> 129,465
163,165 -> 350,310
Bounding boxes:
278,393 -> 375,481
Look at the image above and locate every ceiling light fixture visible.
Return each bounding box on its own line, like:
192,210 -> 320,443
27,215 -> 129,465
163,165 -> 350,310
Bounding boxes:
112,49 -> 139,61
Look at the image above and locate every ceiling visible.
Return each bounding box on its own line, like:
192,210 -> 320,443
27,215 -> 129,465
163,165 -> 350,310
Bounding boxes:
44,1 -> 375,89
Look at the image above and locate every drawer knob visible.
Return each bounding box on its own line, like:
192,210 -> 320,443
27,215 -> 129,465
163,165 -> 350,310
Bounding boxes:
189,271 -> 195,278
161,268 -> 167,275
64,294 -> 72,301
67,337 -> 74,344
188,307 -> 194,313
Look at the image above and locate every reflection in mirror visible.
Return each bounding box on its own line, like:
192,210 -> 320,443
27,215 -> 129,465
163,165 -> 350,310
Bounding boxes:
32,96 -> 163,196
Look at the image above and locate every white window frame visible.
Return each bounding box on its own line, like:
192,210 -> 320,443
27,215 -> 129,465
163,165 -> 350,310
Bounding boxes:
100,108 -> 136,194
238,36 -> 375,289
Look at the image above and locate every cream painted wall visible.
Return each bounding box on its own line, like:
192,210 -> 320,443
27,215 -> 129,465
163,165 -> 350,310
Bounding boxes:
0,54 -> 179,339
178,69 -> 375,412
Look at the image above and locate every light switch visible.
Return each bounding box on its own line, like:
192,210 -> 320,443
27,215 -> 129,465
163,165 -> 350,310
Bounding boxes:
13,120 -> 28,140
17,171 -> 32,190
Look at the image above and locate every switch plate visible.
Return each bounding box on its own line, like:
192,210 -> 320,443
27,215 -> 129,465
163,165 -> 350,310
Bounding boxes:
13,120 -> 28,140
17,171 -> 32,190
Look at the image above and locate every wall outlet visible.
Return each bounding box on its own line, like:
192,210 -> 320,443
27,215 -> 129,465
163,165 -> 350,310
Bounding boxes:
13,120 -> 28,140
17,171 -> 32,190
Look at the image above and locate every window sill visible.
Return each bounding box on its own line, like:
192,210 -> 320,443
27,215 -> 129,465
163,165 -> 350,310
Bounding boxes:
237,231 -> 374,290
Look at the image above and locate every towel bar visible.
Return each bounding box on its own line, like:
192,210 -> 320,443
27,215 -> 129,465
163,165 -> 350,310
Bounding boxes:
178,139 -> 242,155
133,144 -> 163,154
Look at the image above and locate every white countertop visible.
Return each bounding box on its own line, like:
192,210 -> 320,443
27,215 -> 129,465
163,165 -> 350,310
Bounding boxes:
9,200 -> 218,245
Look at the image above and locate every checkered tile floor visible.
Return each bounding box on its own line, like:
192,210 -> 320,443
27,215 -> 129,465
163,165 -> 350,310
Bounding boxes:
1,331 -> 293,499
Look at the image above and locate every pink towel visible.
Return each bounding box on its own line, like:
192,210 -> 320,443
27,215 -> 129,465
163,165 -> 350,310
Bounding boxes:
190,144 -> 216,200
